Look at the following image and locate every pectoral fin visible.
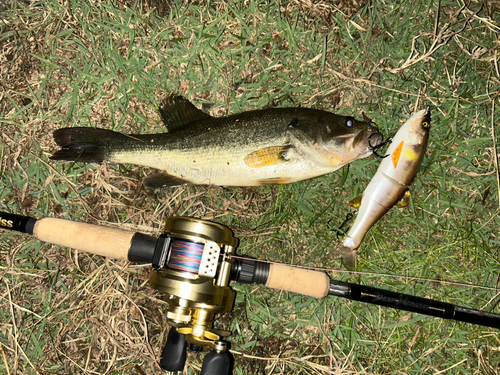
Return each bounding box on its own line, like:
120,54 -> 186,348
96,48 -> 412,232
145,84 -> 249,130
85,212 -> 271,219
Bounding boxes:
244,146 -> 289,168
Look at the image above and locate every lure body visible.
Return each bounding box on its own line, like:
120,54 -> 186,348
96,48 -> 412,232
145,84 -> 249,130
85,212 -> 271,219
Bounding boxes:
338,108 -> 431,269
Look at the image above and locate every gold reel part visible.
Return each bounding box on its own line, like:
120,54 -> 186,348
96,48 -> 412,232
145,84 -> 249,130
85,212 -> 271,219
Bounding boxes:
150,217 -> 238,349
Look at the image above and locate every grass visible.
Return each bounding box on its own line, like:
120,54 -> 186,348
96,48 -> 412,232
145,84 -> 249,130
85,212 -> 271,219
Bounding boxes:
1,0 -> 499,374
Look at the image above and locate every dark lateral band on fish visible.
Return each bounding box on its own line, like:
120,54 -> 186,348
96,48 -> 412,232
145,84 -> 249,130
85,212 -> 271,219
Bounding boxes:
51,94 -> 384,189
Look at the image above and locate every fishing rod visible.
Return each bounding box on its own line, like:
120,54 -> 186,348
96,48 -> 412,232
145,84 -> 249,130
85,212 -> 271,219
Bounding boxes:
1,211 -> 499,374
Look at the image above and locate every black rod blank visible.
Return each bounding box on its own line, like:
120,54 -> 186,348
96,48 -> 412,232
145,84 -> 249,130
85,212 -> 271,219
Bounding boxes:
329,280 -> 500,329
0,211 -> 37,234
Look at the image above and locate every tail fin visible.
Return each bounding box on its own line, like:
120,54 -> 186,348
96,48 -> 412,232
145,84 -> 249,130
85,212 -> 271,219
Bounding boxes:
51,127 -> 119,163
331,244 -> 357,271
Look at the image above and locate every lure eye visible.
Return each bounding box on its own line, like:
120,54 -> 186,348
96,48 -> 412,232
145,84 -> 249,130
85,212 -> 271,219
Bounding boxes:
345,117 -> 355,128
422,121 -> 430,128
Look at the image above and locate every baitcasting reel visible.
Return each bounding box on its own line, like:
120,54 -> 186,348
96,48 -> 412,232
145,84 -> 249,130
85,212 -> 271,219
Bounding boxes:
150,217 -> 238,373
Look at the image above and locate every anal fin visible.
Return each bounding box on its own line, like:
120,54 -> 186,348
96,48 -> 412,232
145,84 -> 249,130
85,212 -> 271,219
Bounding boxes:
257,177 -> 292,185
143,172 -> 193,189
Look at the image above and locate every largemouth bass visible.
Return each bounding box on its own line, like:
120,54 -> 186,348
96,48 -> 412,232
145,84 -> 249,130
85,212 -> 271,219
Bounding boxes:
51,95 -> 383,188
336,108 -> 431,270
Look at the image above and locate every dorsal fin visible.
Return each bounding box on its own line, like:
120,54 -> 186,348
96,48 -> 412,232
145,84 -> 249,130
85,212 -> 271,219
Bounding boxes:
158,94 -> 212,132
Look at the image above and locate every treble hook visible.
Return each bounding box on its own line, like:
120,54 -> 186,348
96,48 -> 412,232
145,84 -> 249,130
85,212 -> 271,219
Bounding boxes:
369,134 -> 392,159
328,212 -> 355,240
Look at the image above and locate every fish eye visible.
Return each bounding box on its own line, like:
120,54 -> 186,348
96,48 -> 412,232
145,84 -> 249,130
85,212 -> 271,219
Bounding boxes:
345,117 -> 355,128
422,121 -> 430,128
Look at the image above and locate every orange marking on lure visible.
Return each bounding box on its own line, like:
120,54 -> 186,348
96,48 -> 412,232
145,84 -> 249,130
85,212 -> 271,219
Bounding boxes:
392,141 -> 404,168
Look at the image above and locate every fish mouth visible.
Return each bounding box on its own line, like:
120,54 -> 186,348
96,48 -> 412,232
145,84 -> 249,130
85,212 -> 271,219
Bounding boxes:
368,132 -> 384,149
368,132 -> 393,159
353,127 -> 384,155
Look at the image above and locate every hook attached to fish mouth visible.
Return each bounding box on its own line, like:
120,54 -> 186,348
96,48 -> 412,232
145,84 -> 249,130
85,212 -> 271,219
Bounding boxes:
369,133 -> 392,159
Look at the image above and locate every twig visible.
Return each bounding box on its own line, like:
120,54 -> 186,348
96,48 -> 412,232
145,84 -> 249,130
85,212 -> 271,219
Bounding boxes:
492,94 -> 500,207
0,344 -> 10,375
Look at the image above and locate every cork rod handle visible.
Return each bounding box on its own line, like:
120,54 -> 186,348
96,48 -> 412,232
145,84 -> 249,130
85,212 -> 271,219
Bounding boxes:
33,217 -> 135,260
265,263 -> 330,299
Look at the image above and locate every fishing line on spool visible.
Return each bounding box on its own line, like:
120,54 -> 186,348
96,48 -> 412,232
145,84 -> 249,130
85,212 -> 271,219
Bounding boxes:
167,238 -> 205,273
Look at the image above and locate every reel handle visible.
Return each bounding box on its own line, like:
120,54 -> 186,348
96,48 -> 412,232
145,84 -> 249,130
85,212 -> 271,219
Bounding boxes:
159,329 -> 231,374
160,328 -> 187,372
200,350 -> 232,375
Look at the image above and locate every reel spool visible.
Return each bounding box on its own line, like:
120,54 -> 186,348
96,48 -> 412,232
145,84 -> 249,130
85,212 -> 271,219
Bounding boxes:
150,217 -> 237,373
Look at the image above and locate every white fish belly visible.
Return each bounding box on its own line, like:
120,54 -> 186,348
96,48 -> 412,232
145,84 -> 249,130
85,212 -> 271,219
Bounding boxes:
109,147 -> 341,186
